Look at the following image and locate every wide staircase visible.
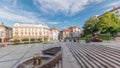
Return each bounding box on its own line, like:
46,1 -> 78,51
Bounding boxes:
67,43 -> 120,68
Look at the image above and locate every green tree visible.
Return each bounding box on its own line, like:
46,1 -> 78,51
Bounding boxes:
83,17 -> 99,35
98,12 -> 120,36
83,12 -> 120,37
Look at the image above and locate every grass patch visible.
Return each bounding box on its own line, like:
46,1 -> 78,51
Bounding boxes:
96,35 -> 111,40
80,35 -> 111,40
80,36 -> 88,40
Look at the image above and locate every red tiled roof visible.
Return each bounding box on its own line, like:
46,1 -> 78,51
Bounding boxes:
69,26 -> 80,30
61,29 -> 71,32
50,28 -> 58,31
69,26 -> 77,29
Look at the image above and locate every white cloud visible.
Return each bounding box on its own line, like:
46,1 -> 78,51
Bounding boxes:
106,1 -> 120,8
0,6 -> 45,24
103,1 -> 120,12
0,0 -> 45,24
48,22 -> 59,25
0,9 -> 40,23
34,0 -> 104,16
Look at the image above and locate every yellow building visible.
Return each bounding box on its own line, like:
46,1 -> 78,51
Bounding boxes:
13,23 -> 50,41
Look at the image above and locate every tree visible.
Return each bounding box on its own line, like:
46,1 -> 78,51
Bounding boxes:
83,17 -> 99,35
98,12 -> 120,36
83,12 -> 120,37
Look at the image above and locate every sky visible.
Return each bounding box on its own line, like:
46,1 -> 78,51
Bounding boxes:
0,0 -> 120,30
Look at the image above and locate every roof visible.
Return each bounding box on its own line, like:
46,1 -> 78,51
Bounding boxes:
69,26 -> 77,29
96,6 -> 120,18
69,26 -> 80,30
110,6 -> 120,12
13,23 -> 49,28
61,29 -> 71,32
0,23 -> 12,29
50,28 -> 58,31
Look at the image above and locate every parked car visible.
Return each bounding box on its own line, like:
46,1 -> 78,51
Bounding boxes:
90,37 -> 102,42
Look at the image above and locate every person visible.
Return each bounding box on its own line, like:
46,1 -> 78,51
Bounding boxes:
38,56 -> 41,65
33,56 -> 37,66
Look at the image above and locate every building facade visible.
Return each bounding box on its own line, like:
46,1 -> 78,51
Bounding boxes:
94,6 -> 120,19
59,29 -> 71,41
0,23 -> 12,43
13,23 -> 50,41
69,26 -> 81,42
59,26 -> 80,42
49,28 -> 59,41
110,6 -> 120,19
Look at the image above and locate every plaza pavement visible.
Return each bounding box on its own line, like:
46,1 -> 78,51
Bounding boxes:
0,41 -> 120,68
0,43 -> 59,68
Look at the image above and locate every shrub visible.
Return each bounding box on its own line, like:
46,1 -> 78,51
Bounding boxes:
85,38 -> 90,43
44,38 -> 48,42
30,38 -> 35,42
96,35 -> 111,40
22,38 -> 29,44
22,38 -> 29,41
37,38 -> 42,43
13,39 -> 20,44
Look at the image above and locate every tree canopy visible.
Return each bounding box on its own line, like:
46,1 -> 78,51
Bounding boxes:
83,17 -> 99,35
83,12 -> 120,36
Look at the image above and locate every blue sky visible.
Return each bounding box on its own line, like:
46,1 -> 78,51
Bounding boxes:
0,0 -> 120,30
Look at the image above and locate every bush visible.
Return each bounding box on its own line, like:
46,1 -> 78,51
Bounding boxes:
96,35 -> 111,40
44,38 -> 48,42
22,38 -> 29,41
38,38 -> 42,43
80,36 -> 88,40
80,35 -> 111,40
85,38 -> 90,43
30,38 -> 35,42
22,38 -> 29,43
13,39 -> 20,44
